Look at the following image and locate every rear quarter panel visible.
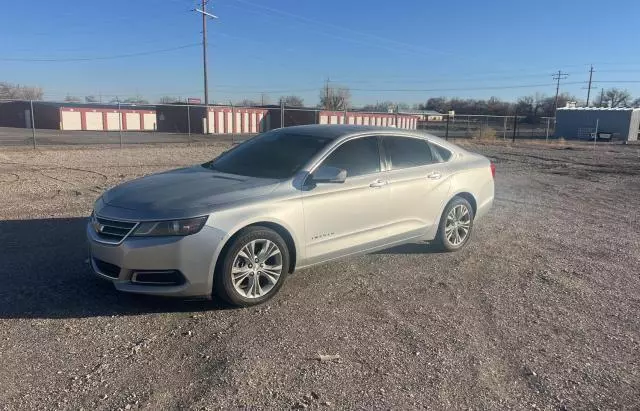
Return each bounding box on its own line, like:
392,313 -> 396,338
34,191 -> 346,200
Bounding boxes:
447,152 -> 494,221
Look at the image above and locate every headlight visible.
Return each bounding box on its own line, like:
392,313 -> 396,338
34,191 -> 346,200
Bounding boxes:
132,216 -> 208,237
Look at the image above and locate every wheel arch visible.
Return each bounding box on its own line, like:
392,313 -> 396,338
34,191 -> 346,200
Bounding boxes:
214,221 -> 298,279
452,191 -> 477,217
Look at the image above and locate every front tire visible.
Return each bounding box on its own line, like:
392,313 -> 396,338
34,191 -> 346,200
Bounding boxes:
214,226 -> 290,307
435,197 -> 474,252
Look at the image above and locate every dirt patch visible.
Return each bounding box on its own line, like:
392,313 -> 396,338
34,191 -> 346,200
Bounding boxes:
0,141 -> 638,409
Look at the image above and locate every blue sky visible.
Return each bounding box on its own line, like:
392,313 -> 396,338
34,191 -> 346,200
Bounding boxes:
2,0 -> 640,106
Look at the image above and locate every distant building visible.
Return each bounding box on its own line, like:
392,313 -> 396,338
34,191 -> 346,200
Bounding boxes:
399,110 -> 444,122
156,105 -> 419,133
156,104 -> 268,134
0,101 -> 156,131
555,107 -> 640,141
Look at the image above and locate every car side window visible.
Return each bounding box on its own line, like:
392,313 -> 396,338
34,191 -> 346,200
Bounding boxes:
320,136 -> 381,178
383,136 -> 435,169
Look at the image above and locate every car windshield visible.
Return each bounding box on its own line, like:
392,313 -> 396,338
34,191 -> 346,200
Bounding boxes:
204,130 -> 331,179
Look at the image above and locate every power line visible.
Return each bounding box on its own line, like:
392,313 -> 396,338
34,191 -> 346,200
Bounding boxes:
349,81 -> 586,93
232,0 -> 462,60
0,43 -> 200,62
593,80 -> 640,83
43,80 -> 597,100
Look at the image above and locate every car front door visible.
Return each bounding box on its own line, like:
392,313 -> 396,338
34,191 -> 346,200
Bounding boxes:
381,136 -> 452,239
302,136 -> 390,265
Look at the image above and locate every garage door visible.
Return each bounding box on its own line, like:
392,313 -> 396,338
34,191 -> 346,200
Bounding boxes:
235,112 -> 242,133
143,113 -> 156,130
226,112 -> 232,133
61,111 -> 82,131
250,113 -> 257,133
125,113 -> 141,130
106,113 -> 121,130
85,112 -> 103,131
242,112 -> 249,133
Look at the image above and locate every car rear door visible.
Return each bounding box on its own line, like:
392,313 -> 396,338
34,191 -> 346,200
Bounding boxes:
381,135 -> 452,239
301,136 -> 390,265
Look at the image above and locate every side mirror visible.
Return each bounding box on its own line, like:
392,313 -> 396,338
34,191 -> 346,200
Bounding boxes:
311,166 -> 347,183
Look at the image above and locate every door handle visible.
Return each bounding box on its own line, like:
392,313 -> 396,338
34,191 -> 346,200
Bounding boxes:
427,172 -> 442,180
369,179 -> 388,188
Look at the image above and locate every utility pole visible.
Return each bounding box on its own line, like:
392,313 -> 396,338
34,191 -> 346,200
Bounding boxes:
194,1 -> 218,107
552,70 -> 569,113
585,65 -> 594,107
324,77 -> 330,110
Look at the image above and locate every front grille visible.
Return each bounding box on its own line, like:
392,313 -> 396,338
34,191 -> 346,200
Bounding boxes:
94,215 -> 137,243
93,258 -> 121,278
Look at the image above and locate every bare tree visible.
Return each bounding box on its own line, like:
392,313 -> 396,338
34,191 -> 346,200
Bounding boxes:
158,96 -> 179,104
362,101 -> 395,112
632,97 -> 640,108
64,95 -> 82,102
122,95 -> 149,104
237,99 -> 260,107
279,95 -> 304,107
0,82 -> 44,100
85,95 -> 99,103
319,84 -> 351,110
602,88 -> 631,107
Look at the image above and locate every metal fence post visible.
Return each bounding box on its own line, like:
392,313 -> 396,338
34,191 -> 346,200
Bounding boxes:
545,117 -> 550,142
280,99 -> 285,128
512,113 -> 518,143
503,116 -> 507,140
231,103 -> 236,138
117,101 -> 123,148
187,104 -> 192,143
30,100 -> 36,149
466,116 -> 470,138
594,118 -> 599,149
445,114 -> 450,140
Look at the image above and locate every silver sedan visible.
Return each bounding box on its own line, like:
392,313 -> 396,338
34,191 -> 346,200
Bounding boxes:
87,125 -> 494,306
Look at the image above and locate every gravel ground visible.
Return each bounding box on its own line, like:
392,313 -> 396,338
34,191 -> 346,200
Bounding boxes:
0,140 -> 639,410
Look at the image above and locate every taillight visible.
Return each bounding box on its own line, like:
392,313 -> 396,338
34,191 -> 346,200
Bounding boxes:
490,163 -> 496,178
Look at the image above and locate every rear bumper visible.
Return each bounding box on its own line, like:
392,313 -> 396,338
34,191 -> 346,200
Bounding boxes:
86,222 -> 225,297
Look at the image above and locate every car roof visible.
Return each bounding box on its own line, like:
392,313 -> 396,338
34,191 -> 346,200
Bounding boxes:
278,124 -> 456,150
280,124 -> 424,140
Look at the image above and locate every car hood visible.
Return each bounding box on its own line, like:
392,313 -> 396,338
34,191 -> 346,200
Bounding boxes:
100,165 -> 280,219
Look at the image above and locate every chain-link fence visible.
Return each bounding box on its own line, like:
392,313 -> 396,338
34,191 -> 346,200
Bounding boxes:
0,99 -> 556,148
417,114 -> 555,141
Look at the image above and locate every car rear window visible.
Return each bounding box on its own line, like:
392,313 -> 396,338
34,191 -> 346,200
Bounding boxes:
430,143 -> 453,162
383,136 -> 435,169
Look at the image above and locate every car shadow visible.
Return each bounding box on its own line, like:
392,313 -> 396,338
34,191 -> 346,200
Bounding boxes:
373,242 -> 446,255
0,217 -> 224,319
0,218 -> 444,319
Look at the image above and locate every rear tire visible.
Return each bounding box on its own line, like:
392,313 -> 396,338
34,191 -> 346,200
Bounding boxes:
435,197 -> 474,252
214,226 -> 290,307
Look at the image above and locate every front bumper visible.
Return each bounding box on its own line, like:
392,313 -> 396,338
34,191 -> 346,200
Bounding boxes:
86,222 -> 225,297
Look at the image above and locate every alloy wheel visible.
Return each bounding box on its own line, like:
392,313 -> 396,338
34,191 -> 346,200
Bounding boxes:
231,239 -> 283,299
445,204 -> 471,246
